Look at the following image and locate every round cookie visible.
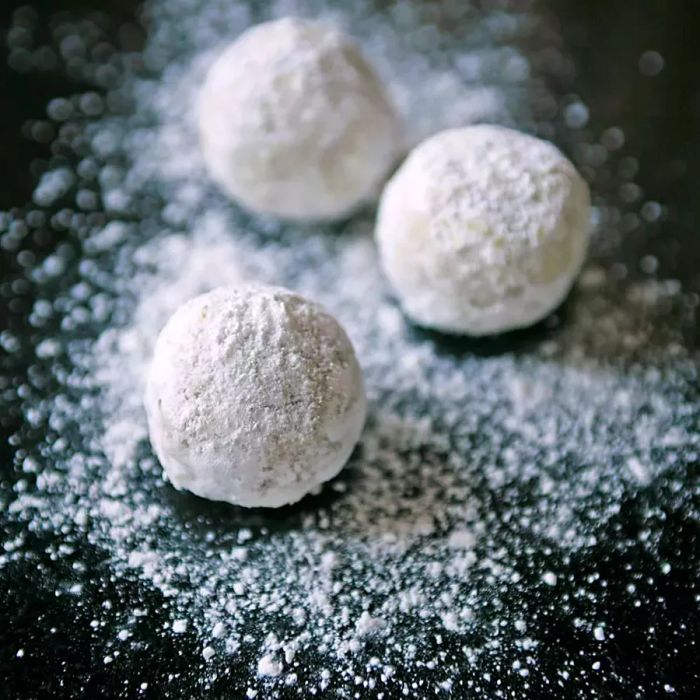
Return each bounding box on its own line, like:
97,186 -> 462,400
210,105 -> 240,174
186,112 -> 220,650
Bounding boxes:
198,17 -> 401,221
144,285 -> 366,508
376,125 -> 591,335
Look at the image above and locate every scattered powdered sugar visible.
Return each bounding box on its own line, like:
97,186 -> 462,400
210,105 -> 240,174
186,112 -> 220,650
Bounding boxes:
1,0 -> 698,697
172,619 -> 188,634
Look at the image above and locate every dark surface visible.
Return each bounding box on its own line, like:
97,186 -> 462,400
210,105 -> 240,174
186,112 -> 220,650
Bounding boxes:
0,1 -> 699,698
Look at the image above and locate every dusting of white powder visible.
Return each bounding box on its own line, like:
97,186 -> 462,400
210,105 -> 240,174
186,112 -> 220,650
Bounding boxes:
1,0 -> 698,697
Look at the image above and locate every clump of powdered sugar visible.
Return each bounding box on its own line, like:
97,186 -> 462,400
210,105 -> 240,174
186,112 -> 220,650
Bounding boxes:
1,0 -> 698,697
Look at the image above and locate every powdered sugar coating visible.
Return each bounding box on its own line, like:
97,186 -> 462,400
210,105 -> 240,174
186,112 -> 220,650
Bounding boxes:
198,17 -> 402,221
144,284 -> 366,507
376,125 -> 591,335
